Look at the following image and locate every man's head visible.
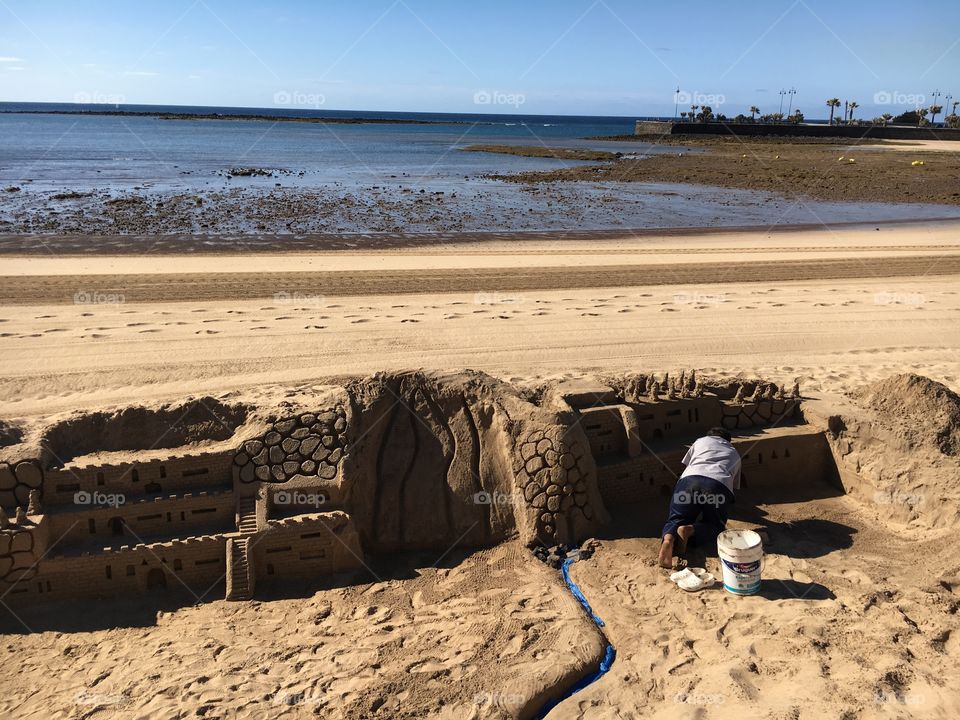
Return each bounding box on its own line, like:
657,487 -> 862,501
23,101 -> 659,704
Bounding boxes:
707,426 -> 732,442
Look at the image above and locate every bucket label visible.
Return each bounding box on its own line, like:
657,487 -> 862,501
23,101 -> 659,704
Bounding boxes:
722,558 -> 760,575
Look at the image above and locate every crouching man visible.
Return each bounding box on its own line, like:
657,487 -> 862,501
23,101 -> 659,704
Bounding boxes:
658,427 -> 741,568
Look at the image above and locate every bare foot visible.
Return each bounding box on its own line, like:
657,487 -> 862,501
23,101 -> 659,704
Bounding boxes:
658,534 -> 675,568
676,525 -> 695,555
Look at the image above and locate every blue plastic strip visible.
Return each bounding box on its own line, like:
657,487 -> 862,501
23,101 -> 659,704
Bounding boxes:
535,556 -> 617,719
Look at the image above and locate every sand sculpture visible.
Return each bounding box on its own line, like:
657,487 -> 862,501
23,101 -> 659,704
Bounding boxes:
0,370 -> 810,606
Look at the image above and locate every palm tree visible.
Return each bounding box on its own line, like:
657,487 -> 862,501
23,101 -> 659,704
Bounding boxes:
826,98 -> 841,125
848,101 -> 859,122
929,104 -> 943,125
917,107 -> 929,127
881,113 -> 893,126
749,105 -> 759,121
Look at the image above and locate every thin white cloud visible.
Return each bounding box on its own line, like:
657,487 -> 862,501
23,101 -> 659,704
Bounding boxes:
188,74 -> 201,80
5,66 -> 24,71
0,56 -> 25,63
123,70 -> 159,77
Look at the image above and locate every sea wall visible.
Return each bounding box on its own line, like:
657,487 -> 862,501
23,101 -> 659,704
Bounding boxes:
635,119 -> 960,140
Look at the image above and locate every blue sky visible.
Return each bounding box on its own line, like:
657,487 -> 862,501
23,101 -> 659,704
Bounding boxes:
0,0 -> 957,118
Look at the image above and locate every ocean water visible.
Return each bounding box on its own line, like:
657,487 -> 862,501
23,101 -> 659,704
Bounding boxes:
2,103 -> 958,235
0,103 -> 652,191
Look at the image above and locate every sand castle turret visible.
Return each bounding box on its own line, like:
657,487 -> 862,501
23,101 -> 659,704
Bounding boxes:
746,383 -> 763,403
792,381 -> 801,398
733,384 -> 745,404
678,370 -> 687,392
764,384 -> 776,400
648,381 -> 660,401
687,369 -> 697,392
27,490 -> 41,516
0,506 -> 8,529
15,507 -> 26,524
693,380 -> 704,398
666,383 -> 677,400
776,384 -> 786,400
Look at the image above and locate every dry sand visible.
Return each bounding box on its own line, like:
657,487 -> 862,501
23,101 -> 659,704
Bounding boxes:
1,221 -> 959,419
1,220 -> 959,719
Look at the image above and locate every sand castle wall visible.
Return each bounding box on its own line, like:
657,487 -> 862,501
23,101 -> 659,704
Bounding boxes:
4,534 -> 228,603
41,451 -> 234,507
0,370 -> 824,607
252,511 -> 362,581
45,489 -> 235,547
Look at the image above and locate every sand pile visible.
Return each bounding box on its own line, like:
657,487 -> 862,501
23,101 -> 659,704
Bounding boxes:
856,373 -> 960,456
824,374 -> 960,530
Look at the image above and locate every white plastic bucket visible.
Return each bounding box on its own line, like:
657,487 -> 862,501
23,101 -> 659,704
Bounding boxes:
717,529 -> 763,595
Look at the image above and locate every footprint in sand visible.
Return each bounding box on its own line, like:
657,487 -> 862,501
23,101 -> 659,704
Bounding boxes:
80,312 -> 92,317
660,308 -> 679,312
400,319 -> 419,323
43,328 -> 66,333
35,315 -> 55,319
533,311 -> 550,316
191,309 -> 207,313
195,329 -> 219,334
581,312 -> 600,317
138,329 -> 160,334
351,318 -> 370,324
252,326 -> 269,330
126,322 -> 148,327
617,309 -> 632,313
771,303 -> 786,307
305,325 -> 326,329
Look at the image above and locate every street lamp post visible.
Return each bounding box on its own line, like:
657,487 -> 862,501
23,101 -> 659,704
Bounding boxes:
787,87 -> 797,116
674,87 -> 680,120
778,89 -> 786,115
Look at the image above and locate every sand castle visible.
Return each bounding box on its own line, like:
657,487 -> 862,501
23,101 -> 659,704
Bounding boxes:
0,371 -> 814,606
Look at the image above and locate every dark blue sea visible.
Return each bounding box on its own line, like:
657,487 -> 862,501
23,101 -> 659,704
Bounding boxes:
0,102 -> 653,190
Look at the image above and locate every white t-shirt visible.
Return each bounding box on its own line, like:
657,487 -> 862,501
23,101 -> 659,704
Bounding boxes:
680,436 -> 742,492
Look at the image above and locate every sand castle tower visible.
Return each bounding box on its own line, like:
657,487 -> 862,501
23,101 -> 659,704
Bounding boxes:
27,490 -> 41,516
15,507 -> 26,524
0,506 -> 8,529
733,384 -> 745,404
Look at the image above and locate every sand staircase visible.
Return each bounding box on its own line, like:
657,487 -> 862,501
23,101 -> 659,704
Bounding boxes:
226,536 -> 253,601
237,497 -> 258,534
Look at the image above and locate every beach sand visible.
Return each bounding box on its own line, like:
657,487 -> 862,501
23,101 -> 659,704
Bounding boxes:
1,220 -> 959,719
